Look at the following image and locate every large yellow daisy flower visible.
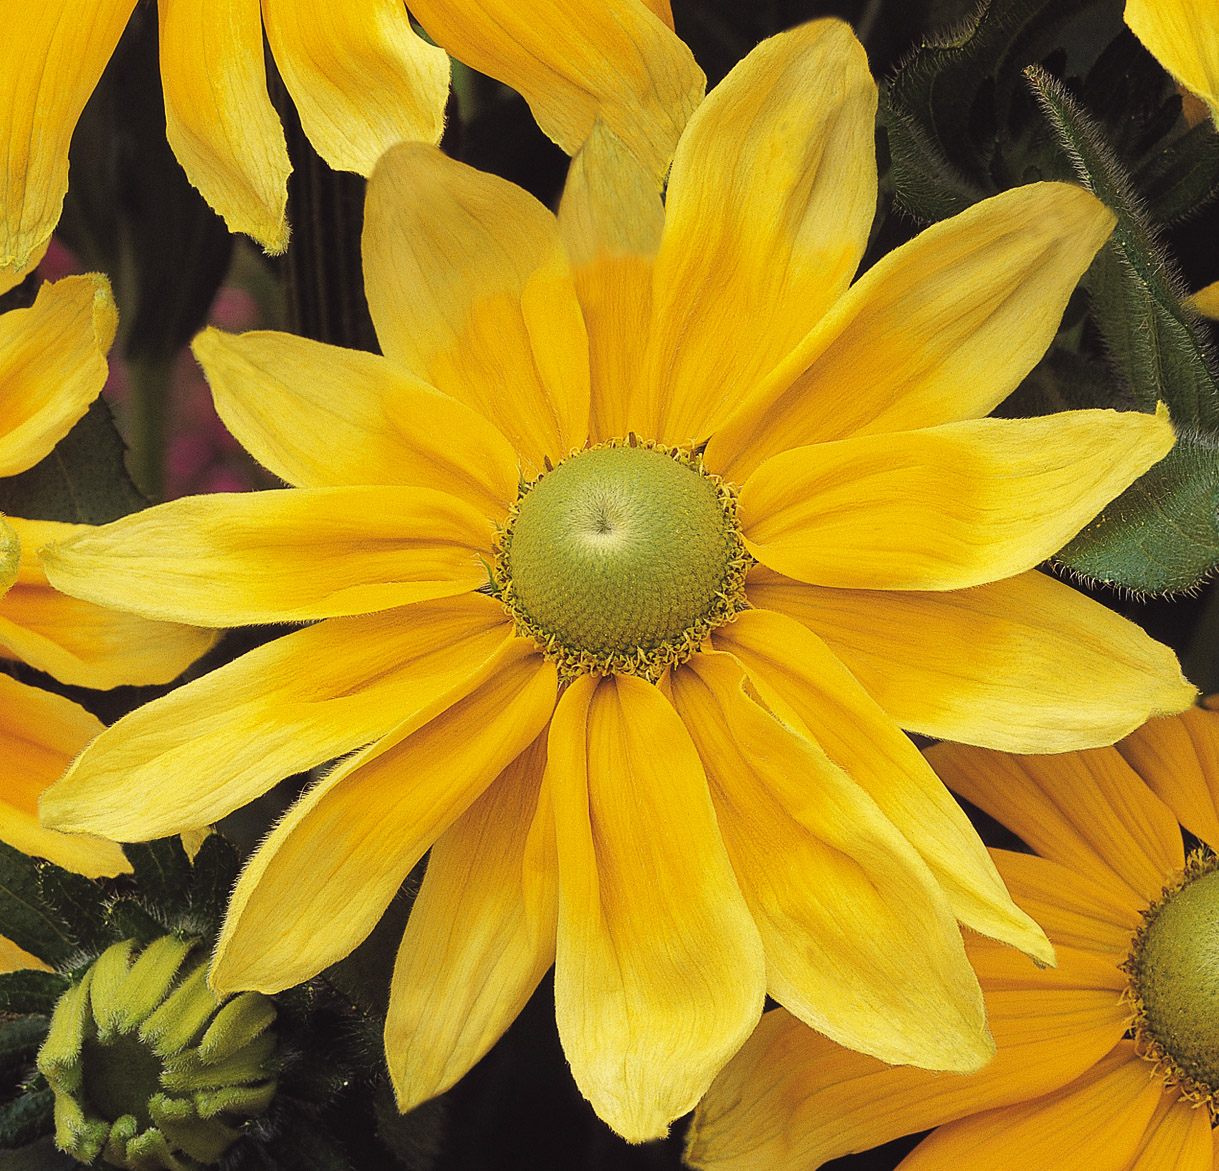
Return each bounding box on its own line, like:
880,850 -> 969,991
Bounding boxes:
688,700 -> 1219,1171
39,19 -> 1193,1142
1126,0 -> 1219,126
0,273 -> 215,968
0,0 -> 703,281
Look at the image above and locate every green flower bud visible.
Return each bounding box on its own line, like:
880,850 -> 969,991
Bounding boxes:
37,938 -> 278,1170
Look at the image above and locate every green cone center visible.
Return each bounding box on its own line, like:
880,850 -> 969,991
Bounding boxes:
501,445 -> 743,673
1134,866 -> 1219,1092
81,1032 -> 162,1129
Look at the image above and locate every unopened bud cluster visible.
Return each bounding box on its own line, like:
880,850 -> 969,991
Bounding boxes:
38,936 -> 278,1170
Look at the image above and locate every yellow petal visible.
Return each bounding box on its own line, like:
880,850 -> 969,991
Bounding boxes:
712,607 -> 1051,963
158,0 -> 290,253
1126,1092 -> 1214,1171
688,955 -> 1130,1171
0,933 -> 51,974
40,595 -> 514,841
546,673 -> 765,1142
386,732 -> 558,1111
0,0 -> 134,276
1117,704 -> 1219,854
193,326 -> 520,517
1189,279 -> 1219,319
261,0 -> 447,176
707,183 -> 1115,483
558,123 -> 664,444
747,566 -> 1196,752
898,1042 -> 1165,1171
409,0 -> 703,181
1,518 -> 215,688
364,143 -> 590,476
0,239 -> 47,299
0,673 -> 128,878
1126,0 -> 1219,126
40,487 -> 494,625
671,651 -> 991,1072
739,410 -> 1175,592
646,19 -> 877,447
0,274 -> 116,477
927,740 -> 1184,907
0,516 -> 18,598
211,639 -> 556,995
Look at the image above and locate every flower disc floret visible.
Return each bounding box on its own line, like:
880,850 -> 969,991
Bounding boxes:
1124,850 -> 1219,1113
495,440 -> 750,681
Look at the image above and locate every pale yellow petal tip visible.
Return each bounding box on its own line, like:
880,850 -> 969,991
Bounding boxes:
258,214 -> 291,258
0,516 -> 19,597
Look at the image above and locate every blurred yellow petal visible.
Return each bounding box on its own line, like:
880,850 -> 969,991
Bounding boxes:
712,607 -> 1051,963
928,740 -> 1184,906
739,410 -> 1174,592
547,673 -> 765,1142
0,673 -> 127,878
707,183 -> 1114,483
647,20 -> 878,446
670,651 -> 991,1073
261,0 -> 448,174
40,595 -> 514,841
1118,704 -> 1219,854
410,0 -> 703,181
898,1042 -> 1165,1171
158,0 -> 290,253
364,143 -> 590,475
211,639 -> 556,995
1189,279 -> 1219,318
558,123 -> 664,444
1126,0 -> 1219,125
0,274 -> 116,477
387,733 -> 558,1111
2,518 -> 215,688
194,326 -> 519,517
688,953 -> 1130,1171
40,487 -> 494,626
0,934 -> 51,974
747,566 -> 1195,752
0,0 -> 134,276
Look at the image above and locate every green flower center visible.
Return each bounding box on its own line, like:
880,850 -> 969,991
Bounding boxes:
495,441 -> 750,681
1125,852 -> 1219,1112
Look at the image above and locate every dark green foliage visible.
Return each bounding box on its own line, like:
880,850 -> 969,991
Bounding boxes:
184,835 -> 243,936
0,843 -> 76,969
35,864 -> 111,958
125,838 -> 194,923
0,972 -> 69,1018
0,1088 -> 54,1149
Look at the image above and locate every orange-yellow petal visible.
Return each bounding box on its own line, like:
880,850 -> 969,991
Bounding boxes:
409,0 -> 703,182
546,672 -> 765,1142
210,639 -> 557,995
261,0 -> 448,175
712,607 -> 1051,962
738,410 -> 1174,592
0,0 -> 135,277
386,733 -> 558,1111
0,933 -> 51,974
670,651 -> 993,1073
707,183 -> 1115,483
1190,279 -> 1219,319
646,19 -> 878,447
0,274 -> 116,477
927,740 -> 1184,907
2,518 -> 215,688
1117,704 -> 1219,854
0,673 -> 127,878
39,487 -> 493,625
158,0 -> 290,253
40,596 -> 514,841
747,566 -> 1195,752
1126,0 -> 1219,125
363,142 -> 590,476
194,326 -> 520,517
0,239 -> 47,299
1124,1091 -> 1214,1171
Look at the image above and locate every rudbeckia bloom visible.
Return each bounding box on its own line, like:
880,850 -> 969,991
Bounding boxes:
0,274 -> 214,968
0,0 -> 702,280
688,700 -> 1219,1171
39,19 -> 1193,1142
1125,0 -> 1219,125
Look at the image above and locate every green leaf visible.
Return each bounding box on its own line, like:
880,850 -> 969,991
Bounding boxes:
105,897 -> 170,945
1136,114 -> 1219,224
0,971 -> 69,1016
880,89 -> 983,221
187,835 -> 242,936
35,865 -> 110,956
0,1016 -> 51,1075
0,842 -> 75,968
125,839 -> 192,922
1057,437 -> 1219,595
0,1089 -> 55,1149
0,1135 -> 78,1170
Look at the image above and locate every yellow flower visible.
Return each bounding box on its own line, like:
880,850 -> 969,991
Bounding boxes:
1126,0 -> 1219,125
0,0 -> 702,280
687,699 -> 1219,1171
0,274 -> 215,968
39,19 -> 1192,1142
